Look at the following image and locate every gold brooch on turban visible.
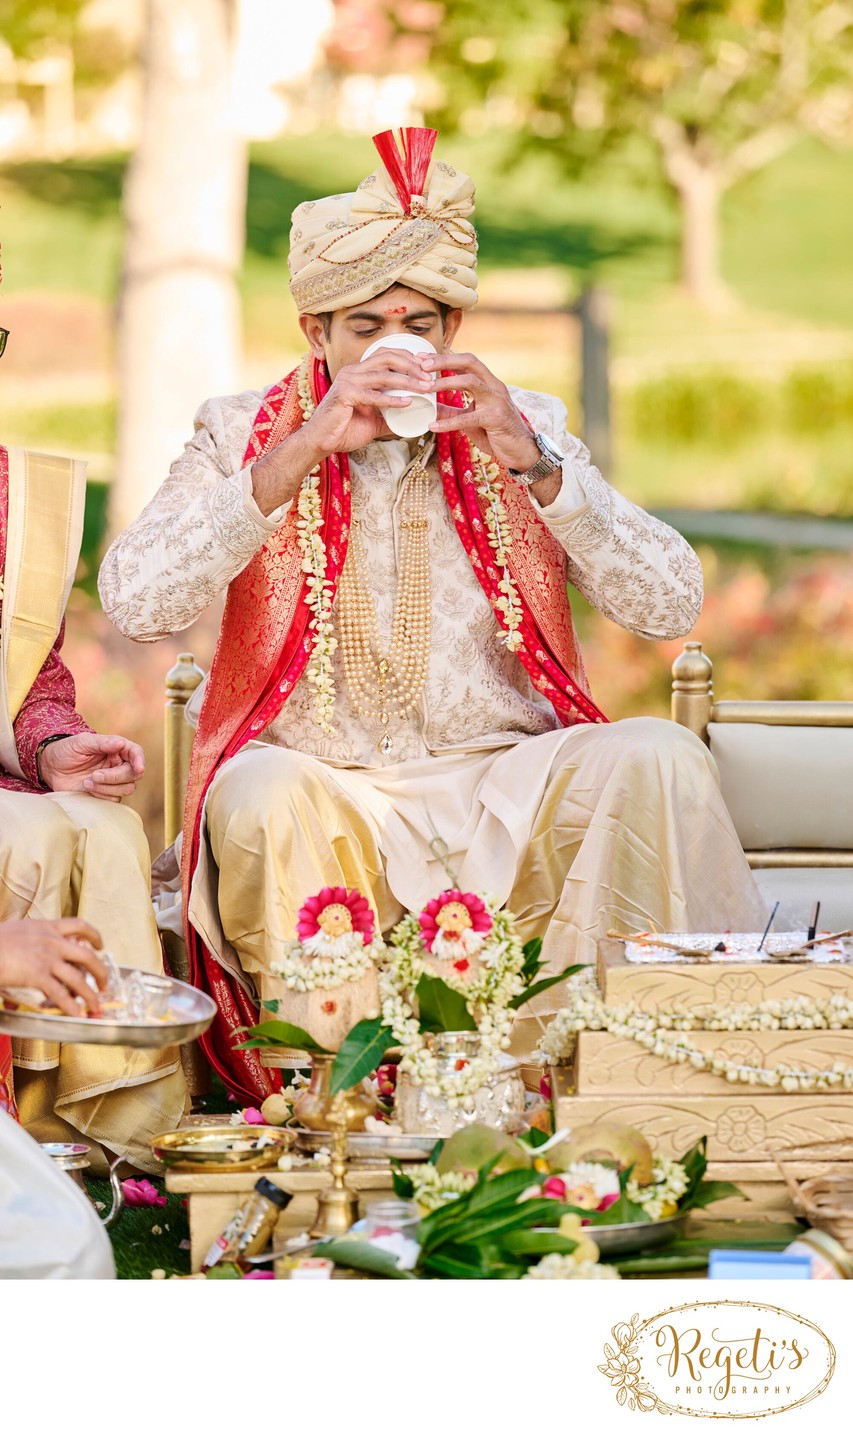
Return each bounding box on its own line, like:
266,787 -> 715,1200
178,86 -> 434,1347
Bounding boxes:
288,127 -> 478,316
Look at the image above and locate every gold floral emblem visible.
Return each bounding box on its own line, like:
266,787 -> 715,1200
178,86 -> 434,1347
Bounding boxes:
599,1317 -> 670,1414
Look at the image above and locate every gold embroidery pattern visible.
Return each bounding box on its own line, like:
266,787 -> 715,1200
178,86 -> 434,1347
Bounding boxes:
289,217 -> 443,310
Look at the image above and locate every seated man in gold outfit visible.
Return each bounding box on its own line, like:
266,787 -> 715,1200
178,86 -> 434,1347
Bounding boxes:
0,439 -> 187,1169
99,129 -> 765,1099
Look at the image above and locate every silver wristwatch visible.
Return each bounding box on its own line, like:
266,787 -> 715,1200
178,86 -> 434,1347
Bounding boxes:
509,431 -> 565,487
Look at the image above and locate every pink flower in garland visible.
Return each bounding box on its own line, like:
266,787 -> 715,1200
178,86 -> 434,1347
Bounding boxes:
419,890 -> 493,962
295,887 -> 375,957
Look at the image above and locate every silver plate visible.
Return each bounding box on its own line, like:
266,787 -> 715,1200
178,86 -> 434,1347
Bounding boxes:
41,1142 -> 91,1172
292,1128 -> 437,1163
589,1213 -> 685,1255
0,969 -> 216,1048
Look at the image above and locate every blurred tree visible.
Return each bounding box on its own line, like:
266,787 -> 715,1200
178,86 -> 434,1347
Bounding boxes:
112,0 -> 247,534
0,0 -> 87,55
418,0 -> 853,307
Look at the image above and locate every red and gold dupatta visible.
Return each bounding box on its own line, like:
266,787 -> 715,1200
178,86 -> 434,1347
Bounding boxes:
183,357 -> 606,1099
0,1038 -> 17,1119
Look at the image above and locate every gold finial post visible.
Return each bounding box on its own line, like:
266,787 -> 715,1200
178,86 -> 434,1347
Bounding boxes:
671,641 -> 713,744
164,652 -> 205,849
309,1090 -> 359,1239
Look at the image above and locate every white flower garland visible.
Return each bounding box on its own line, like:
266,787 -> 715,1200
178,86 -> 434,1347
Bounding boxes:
522,1254 -> 620,1280
407,1163 -> 477,1213
379,901 -> 526,1108
271,935 -> 385,993
539,989 -> 853,1093
295,359 -> 337,735
472,446 -> 524,653
626,1156 -> 690,1221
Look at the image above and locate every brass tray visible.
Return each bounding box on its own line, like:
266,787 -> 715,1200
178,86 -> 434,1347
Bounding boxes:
292,1127 -> 437,1164
150,1125 -> 294,1173
0,969 -> 216,1048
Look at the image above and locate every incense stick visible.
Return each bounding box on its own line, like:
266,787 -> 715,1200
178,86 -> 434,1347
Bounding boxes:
757,900 -> 780,953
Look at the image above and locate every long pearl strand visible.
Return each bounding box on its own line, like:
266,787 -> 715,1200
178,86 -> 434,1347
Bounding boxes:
338,448 -> 432,755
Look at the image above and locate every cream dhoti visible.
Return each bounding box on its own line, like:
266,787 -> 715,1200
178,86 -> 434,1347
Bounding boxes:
190,717 -> 766,1050
0,790 -> 188,1172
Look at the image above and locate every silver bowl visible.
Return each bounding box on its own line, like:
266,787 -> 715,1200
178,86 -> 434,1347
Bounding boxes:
587,1212 -> 686,1255
292,1128 -> 437,1165
0,968 -> 216,1048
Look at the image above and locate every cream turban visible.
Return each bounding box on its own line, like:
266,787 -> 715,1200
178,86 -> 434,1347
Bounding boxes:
288,129 -> 478,315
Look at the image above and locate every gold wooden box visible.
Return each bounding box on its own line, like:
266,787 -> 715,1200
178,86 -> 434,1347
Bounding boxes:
572,1029 -> 853,1097
597,938 -> 853,1011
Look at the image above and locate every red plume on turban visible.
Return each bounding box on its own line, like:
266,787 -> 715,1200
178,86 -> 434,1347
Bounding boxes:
372,127 -> 439,213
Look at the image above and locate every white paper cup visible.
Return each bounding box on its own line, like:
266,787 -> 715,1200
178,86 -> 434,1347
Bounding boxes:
360,333 -> 437,438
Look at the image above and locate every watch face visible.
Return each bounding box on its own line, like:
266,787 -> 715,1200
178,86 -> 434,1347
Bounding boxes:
535,432 -> 564,465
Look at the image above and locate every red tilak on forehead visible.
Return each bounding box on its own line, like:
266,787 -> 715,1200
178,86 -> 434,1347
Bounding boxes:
384,305 -> 408,316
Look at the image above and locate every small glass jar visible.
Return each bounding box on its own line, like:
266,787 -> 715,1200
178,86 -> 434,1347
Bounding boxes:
362,1199 -> 420,1243
785,1228 -> 853,1279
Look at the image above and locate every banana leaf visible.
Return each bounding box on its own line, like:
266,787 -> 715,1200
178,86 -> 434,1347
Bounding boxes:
312,1238 -> 415,1279
329,1016 -> 394,1095
414,973 -> 476,1033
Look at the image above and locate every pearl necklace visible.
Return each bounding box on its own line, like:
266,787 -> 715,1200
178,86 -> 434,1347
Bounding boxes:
338,444 -> 432,755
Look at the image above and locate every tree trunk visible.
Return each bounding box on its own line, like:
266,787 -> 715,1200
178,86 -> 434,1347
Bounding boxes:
674,164 -> 726,309
112,0 -> 247,536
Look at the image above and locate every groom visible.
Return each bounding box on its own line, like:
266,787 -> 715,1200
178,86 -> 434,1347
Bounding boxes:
100,128 -> 764,1098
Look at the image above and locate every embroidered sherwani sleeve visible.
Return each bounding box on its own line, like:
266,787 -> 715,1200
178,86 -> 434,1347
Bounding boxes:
513,389 -> 703,640
11,620 -> 92,790
98,395 -> 290,641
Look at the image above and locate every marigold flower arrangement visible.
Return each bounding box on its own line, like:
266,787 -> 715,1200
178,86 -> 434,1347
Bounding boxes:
271,886 -> 385,993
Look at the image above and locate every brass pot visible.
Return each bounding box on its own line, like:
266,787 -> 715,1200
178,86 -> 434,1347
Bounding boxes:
293,1054 -> 376,1132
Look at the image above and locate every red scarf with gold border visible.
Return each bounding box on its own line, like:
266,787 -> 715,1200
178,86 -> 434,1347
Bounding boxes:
183,356 -> 606,1099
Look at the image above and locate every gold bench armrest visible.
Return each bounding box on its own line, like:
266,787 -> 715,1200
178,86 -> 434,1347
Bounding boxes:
164,653 -> 205,850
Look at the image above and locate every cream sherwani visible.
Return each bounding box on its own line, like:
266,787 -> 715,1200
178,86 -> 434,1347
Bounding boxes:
99,383 -> 765,1045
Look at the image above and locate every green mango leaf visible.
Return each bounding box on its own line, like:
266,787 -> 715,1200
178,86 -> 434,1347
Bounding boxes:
261,999 -> 280,1015
233,1019 -> 331,1054
420,1241 -> 524,1280
509,964 -> 588,1011
583,1191 -> 651,1226
520,937 -> 543,984
684,1180 -> 746,1211
329,1016 -> 394,1095
391,1162 -> 415,1200
414,973 -> 476,1033
420,1246 -> 493,1280
499,1231 -> 579,1258
518,1127 -> 552,1150
444,1197 -> 576,1248
676,1137 -> 708,1204
449,1166 -> 535,1218
313,1238 -> 415,1280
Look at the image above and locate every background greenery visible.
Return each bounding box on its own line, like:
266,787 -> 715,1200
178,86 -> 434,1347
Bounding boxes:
3,127 -> 852,841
